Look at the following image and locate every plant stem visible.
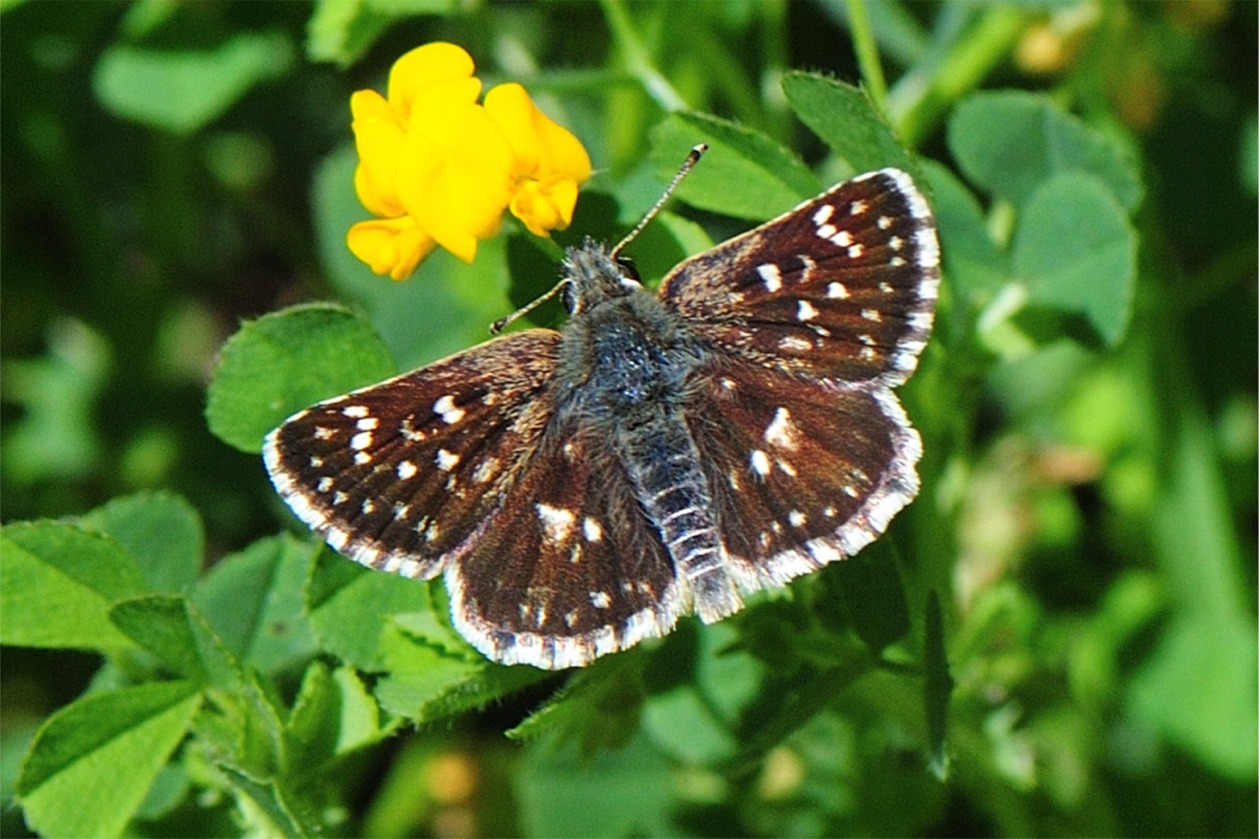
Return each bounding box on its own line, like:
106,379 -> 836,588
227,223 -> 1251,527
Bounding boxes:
847,0 -> 888,115
600,0 -> 688,112
889,5 -> 1029,146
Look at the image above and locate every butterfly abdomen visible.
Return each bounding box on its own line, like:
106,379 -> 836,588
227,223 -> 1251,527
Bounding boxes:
617,414 -> 742,622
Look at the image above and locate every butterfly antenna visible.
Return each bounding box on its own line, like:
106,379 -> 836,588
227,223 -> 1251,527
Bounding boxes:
489,280 -> 571,334
610,143 -> 707,258
491,144 -> 706,334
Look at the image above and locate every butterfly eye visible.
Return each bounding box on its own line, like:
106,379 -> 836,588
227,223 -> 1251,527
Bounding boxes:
561,280 -> 579,313
615,256 -> 640,282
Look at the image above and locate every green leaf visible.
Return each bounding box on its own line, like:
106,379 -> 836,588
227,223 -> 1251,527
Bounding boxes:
216,763 -> 320,839
831,539 -> 911,654
1010,172 -> 1136,348
642,622 -> 757,764
16,681 -> 202,838
923,591 -> 952,779
947,90 -> 1143,212
192,534 -> 320,675
508,653 -> 647,753
192,672 -> 289,783
305,0 -> 389,66
373,615 -> 551,722
516,728 -> 674,838
306,550 -> 432,671
205,303 -> 396,453
285,662 -> 383,774
92,32 -> 294,134
922,159 -> 1008,307
1127,382 -> 1258,779
1,319 -> 109,484
649,111 -> 820,220
306,0 -> 456,66
782,71 -> 919,177
109,595 -> 241,686
1,521 -> 149,651
375,657 -> 550,723
79,491 -> 204,594
1127,613 -> 1258,780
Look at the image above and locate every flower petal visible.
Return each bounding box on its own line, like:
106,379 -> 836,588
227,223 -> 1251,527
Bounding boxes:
397,105 -> 515,263
484,83 -> 592,183
510,175 -> 579,237
347,217 -> 437,281
387,42 -> 476,117
351,90 -> 407,216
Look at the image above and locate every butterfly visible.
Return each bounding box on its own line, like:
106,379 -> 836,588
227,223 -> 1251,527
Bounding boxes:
264,156 -> 939,670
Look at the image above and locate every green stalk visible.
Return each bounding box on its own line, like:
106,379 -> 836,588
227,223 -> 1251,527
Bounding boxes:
847,0 -> 888,115
600,0 -> 688,111
890,5 -> 1029,146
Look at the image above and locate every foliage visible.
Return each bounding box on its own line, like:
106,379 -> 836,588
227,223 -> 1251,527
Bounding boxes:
2,1 -> 1255,837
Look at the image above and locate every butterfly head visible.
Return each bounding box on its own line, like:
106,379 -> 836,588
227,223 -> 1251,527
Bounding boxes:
561,239 -> 643,316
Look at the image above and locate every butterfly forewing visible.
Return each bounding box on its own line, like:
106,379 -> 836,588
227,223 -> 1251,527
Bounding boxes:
264,330 -> 560,578
687,356 -> 921,588
445,424 -> 682,669
660,168 -> 939,385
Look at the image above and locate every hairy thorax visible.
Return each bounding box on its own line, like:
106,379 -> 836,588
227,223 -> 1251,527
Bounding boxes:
555,291 -> 706,424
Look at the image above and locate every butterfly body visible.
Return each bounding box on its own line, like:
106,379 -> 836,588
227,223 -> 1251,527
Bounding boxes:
265,167 -> 939,669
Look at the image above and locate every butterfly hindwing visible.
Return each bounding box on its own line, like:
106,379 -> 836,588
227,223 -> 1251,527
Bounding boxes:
685,355 -> 921,589
445,421 -> 682,669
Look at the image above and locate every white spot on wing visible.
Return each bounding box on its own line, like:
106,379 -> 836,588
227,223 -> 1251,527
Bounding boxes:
763,407 -> 798,450
397,460 -> 417,479
342,405 -> 369,418
433,395 -> 465,425
536,503 -> 576,543
830,229 -> 854,248
750,449 -> 771,477
779,335 -> 812,352
472,457 -> 499,484
757,263 -> 783,293
797,300 -> 819,321
827,282 -> 850,299
435,448 -> 460,471
583,517 -> 603,543
350,432 -> 373,450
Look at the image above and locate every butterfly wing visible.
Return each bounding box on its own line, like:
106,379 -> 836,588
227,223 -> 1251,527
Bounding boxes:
659,168 -> 939,386
445,418 -> 682,669
684,355 -> 921,588
263,329 -> 561,580
660,169 -> 938,587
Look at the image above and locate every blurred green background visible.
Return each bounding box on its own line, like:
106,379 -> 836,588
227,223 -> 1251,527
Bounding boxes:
1,1 -> 1255,837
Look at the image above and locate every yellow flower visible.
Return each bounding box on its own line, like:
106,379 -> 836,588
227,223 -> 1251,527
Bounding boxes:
347,43 -> 591,280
